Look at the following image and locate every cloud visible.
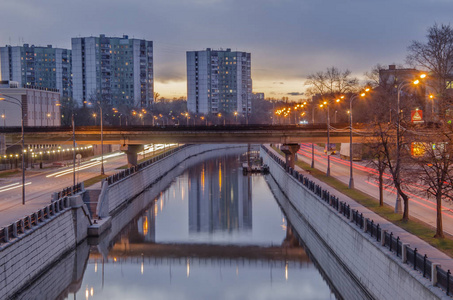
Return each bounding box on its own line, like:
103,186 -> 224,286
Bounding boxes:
287,92 -> 304,96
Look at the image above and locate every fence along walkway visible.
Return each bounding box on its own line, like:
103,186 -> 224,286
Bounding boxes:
0,183 -> 83,246
261,145 -> 453,297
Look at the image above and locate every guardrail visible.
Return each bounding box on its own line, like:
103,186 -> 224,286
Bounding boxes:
106,145 -> 190,186
55,182 -> 83,199
262,145 -> 453,296
0,197 -> 70,246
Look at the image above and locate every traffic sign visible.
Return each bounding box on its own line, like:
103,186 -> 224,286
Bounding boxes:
411,109 -> 423,124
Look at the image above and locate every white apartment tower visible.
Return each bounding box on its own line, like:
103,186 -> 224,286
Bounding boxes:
0,44 -> 72,99
187,48 -> 252,115
72,35 -> 153,107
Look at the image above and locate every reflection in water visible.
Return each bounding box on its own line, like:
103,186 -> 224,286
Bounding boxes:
38,149 -> 336,300
188,155 -> 252,234
73,152 -> 335,299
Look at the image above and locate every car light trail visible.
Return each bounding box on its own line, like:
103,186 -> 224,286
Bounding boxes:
0,182 -> 32,193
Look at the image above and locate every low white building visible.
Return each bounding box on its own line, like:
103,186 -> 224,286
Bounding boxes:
0,81 -> 61,127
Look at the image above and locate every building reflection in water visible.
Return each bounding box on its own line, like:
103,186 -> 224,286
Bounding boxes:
188,155 -> 252,233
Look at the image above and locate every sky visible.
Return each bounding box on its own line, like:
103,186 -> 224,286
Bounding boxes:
1,0 -> 452,101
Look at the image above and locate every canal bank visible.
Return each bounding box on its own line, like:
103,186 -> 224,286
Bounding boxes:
261,145 -> 450,300
0,144 -> 246,299
8,145 -> 337,300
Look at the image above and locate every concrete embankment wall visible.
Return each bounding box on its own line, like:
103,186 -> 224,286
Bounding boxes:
98,144 -> 246,217
14,240 -> 90,300
0,207 -> 79,299
261,147 -> 446,300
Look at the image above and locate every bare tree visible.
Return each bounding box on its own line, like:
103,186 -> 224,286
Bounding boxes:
363,64 -> 418,220
305,66 -> 359,96
408,121 -> 453,238
407,23 -> 453,104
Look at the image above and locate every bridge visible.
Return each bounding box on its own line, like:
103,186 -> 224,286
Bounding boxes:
0,123 -> 410,167
1,123 -> 368,145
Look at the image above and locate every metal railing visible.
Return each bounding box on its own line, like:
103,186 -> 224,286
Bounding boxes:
55,182 -> 83,199
261,145 -> 453,296
0,197 -> 70,245
105,145 -> 189,186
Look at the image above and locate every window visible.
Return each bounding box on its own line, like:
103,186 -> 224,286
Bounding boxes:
447,81 -> 453,89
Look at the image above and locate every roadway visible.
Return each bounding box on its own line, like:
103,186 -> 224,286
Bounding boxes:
0,144 -> 170,228
296,143 -> 453,236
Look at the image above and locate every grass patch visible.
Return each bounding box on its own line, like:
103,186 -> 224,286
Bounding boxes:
272,146 -> 453,257
83,174 -> 108,188
0,170 -> 20,178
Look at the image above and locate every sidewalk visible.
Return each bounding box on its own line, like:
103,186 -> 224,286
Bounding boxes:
267,145 -> 453,271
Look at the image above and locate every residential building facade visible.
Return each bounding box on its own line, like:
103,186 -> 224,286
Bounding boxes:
72,34 -> 154,107
187,48 -> 252,115
0,44 -> 72,99
0,80 -> 61,127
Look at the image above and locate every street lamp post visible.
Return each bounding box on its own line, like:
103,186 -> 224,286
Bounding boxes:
394,75 -> 425,213
0,94 -> 25,205
311,104 -> 315,168
320,97 -> 342,177
97,103 -> 105,175
100,105 -> 104,175
326,103 -> 331,176
72,114 -> 76,186
347,91 -> 366,189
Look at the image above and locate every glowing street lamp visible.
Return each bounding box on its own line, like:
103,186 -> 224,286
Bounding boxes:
429,94 -> 435,117
319,97 -> 343,176
92,113 -> 97,126
394,73 -> 426,213
185,112 -> 189,126
348,89 -> 370,189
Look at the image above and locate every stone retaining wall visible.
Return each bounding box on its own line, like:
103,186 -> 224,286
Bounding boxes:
261,147 -> 447,300
0,209 -> 76,299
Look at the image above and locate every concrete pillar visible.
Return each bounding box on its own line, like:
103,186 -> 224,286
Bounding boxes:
19,219 -> 24,233
363,218 -> 368,233
12,222 -> 18,237
280,144 -> 300,169
381,230 -> 387,246
432,263 -> 441,285
120,144 -> 144,167
4,227 -> 8,242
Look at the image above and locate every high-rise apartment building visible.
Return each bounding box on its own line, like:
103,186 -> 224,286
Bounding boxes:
72,34 -> 154,107
0,44 -> 72,99
187,48 -> 252,115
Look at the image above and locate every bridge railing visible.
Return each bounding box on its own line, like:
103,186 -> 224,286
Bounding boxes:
0,197 -> 70,246
261,145 -> 453,296
106,144 -> 190,186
